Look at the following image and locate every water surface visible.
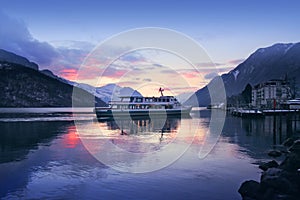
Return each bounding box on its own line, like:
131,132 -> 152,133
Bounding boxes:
0,108 -> 296,199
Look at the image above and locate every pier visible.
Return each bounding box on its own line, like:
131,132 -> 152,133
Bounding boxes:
231,108 -> 300,117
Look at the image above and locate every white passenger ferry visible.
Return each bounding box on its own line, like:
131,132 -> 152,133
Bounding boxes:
95,91 -> 191,118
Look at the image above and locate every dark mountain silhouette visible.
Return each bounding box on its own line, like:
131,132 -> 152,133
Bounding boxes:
0,50 -> 106,107
0,49 -> 38,70
185,42 -> 300,106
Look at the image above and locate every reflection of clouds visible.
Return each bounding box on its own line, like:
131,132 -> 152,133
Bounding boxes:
63,125 -> 80,149
76,116 -> 204,173
100,117 -> 180,153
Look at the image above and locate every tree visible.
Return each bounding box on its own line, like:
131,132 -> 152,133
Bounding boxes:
289,77 -> 297,99
241,84 -> 252,104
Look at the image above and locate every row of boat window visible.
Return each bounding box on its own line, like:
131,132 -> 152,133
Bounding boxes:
130,97 -> 177,103
112,105 -> 174,109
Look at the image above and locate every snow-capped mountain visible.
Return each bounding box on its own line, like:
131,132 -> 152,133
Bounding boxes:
185,42 -> 300,106
40,68 -> 142,104
69,82 -> 142,103
95,84 -> 142,103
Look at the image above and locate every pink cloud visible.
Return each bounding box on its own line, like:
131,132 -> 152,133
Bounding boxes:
102,67 -> 129,78
59,68 -> 78,81
181,71 -> 200,79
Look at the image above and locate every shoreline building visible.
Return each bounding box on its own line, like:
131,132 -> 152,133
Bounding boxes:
251,79 -> 291,109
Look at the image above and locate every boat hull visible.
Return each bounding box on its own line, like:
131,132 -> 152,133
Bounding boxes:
95,107 -> 192,119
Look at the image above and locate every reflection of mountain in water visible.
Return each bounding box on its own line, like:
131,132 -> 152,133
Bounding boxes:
0,121 -> 71,199
0,121 -> 71,163
0,121 -> 107,199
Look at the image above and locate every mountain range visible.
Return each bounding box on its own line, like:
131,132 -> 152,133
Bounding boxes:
94,84 -> 142,103
185,42 -> 300,106
0,49 -> 38,70
0,49 -> 142,107
1,42 -> 300,108
0,49 -> 104,107
40,69 -> 142,103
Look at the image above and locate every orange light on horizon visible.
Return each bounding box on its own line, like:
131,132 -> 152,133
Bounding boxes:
59,69 -> 78,81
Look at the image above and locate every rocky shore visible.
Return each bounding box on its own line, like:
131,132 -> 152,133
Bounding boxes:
238,137 -> 300,200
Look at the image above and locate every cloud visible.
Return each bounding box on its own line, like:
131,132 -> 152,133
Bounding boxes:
118,81 -> 139,87
152,63 -> 164,68
55,45 -> 149,81
119,52 -> 146,63
0,11 -> 244,87
228,58 -> 245,65
102,67 -> 129,79
59,68 -> 78,81
169,86 -> 199,91
50,40 -> 95,51
195,59 -> 244,73
0,12 -> 97,81
0,11 -> 59,66
196,62 -> 223,67
160,69 -> 203,79
143,78 -> 151,82
160,69 -> 175,74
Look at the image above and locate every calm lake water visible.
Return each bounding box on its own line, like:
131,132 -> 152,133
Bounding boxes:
0,108 -> 298,199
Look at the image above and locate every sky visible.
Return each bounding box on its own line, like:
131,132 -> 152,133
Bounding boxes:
0,0 -> 300,95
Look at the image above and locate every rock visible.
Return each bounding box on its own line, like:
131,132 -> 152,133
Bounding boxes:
261,168 -> 282,181
260,175 -> 292,194
259,160 -> 279,171
239,144 -> 300,200
238,180 -> 260,199
268,150 -> 282,157
288,140 -> 300,154
262,188 -> 275,200
279,153 -> 300,172
282,138 -> 294,147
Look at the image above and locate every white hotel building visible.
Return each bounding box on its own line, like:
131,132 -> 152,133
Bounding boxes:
251,79 -> 291,109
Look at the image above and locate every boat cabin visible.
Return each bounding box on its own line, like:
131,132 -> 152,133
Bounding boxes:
108,96 -> 181,110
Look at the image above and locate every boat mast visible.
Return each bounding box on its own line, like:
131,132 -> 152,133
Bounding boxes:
159,87 -> 164,96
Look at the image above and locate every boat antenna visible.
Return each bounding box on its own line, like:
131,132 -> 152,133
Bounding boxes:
159,87 -> 164,96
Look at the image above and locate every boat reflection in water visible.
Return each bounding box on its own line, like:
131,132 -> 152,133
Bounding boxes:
102,115 -> 184,135
72,114 -> 201,173
95,115 -> 190,153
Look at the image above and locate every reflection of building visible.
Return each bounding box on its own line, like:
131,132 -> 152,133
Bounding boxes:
252,79 -> 291,108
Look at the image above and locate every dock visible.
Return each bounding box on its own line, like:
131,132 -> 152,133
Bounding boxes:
231,109 -> 263,117
262,109 -> 300,115
231,108 -> 300,117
